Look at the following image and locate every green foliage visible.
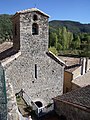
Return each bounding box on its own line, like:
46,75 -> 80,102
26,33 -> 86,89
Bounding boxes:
56,43 -> 62,51
0,14 -> 13,43
49,47 -> 58,55
49,22 -> 90,58
71,35 -> 81,49
49,32 -> 58,48
49,26 -> 74,50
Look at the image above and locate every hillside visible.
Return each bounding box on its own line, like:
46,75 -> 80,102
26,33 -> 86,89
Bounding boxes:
0,14 -> 12,43
49,20 -> 90,57
49,20 -> 90,34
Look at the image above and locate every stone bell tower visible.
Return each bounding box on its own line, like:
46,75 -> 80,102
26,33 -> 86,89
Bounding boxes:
12,8 -> 49,56
8,8 -> 64,109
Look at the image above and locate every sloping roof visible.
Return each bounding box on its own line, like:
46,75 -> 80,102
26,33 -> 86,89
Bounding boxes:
0,42 -> 21,66
46,51 -> 66,66
53,85 -> 90,110
14,8 -> 49,18
0,42 -> 14,62
58,56 -> 80,66
58,56 -> 81,72
0,42 -> 13,53
72,70 -> 90,87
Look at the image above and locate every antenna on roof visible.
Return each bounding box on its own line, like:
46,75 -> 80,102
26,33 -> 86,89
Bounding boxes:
34,3 -> 37,8
34,0 -> 38,8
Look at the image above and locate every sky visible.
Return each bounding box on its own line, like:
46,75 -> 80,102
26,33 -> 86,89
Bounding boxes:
0,0 -> 90,23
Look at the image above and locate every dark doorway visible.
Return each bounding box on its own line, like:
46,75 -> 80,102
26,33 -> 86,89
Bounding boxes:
35,101 -> 43,108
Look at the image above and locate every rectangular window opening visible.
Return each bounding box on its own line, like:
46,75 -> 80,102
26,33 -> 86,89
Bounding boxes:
35,64 -> 37,79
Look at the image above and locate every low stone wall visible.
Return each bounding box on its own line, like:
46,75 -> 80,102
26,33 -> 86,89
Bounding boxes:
54,99 -> 90,120
6,79 -> 19,120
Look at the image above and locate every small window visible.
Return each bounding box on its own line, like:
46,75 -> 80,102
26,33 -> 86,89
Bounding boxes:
35,64 -> 37,79
33,14 -> 38,21
32,23 -> 38,35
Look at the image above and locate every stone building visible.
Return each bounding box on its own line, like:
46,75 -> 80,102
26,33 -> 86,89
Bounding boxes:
1,8 -> 65,108
59,56 -> 90,93
53,85 -> 90,120
72,70 -> 90,90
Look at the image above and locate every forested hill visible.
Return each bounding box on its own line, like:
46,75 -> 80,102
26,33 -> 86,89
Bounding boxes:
49,20 -> 90,34
49,20 -> 90,57
0,14 -> 12,43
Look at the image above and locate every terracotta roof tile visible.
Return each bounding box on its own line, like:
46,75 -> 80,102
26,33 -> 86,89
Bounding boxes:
54,85 -> 90,109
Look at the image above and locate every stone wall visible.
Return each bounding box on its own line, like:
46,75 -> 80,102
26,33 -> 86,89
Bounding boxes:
19,12 -> 49,55
0,64 -> 19,120
71,82 -> 80,90
6,79 -> 19,120
0,65 -> 7,120
5,53 -> 64,105
54,100 -> 90,120
64,71 -> 73,93
72,66 -> 81,79
4,9 -> 64,107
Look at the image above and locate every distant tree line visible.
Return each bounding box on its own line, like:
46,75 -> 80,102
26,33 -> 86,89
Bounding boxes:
49,26 -> 90,57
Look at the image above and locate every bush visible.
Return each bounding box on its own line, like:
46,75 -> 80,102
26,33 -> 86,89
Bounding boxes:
49,47 -> 58,55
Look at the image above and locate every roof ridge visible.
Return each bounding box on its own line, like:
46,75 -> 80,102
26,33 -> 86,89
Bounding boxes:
16,8 -> 49,17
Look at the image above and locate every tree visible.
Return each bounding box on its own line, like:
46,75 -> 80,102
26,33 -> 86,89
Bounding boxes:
67,31 -> 73,49
61,27 -> 68,50
71,34 -> 81,49
0,14 -> 13,43
80,34 -> 90,57
49,32 -> 58,48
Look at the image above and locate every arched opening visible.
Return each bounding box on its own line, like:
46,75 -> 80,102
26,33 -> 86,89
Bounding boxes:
35,101 -> 43,108
33,14 -> 38,21
32,23 -> 38,35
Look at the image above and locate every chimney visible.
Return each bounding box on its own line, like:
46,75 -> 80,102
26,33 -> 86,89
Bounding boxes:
81,58 -> 86,75
85,57 -> 89,73
79,57 -> 82,65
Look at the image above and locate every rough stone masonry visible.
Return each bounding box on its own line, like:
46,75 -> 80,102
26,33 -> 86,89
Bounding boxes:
4,8 -> 65,106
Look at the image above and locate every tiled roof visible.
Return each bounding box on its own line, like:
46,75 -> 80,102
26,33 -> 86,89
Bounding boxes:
72,70 -> 90,87
16,8 -> 49,17
58,56 -> 81,72
0,42 -> 13,53
0,42 -> 15,62
53,85 -> 90,109
0,42 -> 21,66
